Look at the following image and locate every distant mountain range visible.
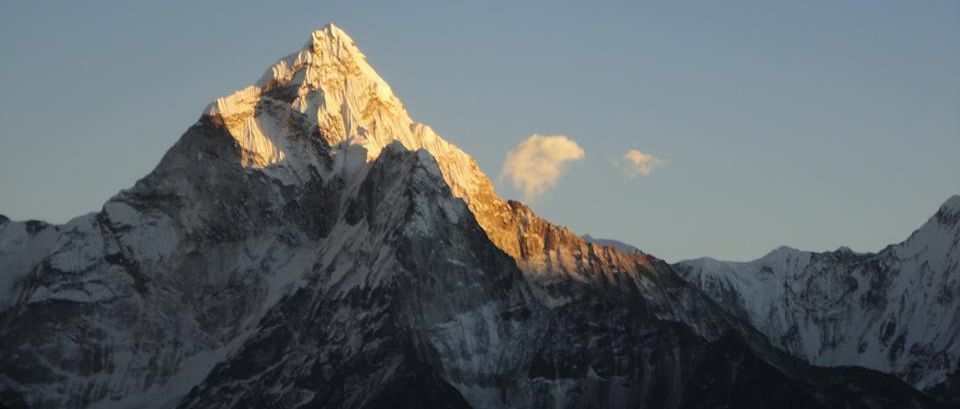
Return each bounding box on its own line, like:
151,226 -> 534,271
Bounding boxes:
674,196 -> 960,404
0,24 -> 953,409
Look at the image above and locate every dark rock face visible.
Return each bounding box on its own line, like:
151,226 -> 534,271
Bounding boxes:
927,368 -> 960,407
517,290 -> 943,409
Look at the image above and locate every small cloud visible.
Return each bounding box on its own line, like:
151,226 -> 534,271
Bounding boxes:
501,134 -> 585,200
619,149 -> 666,177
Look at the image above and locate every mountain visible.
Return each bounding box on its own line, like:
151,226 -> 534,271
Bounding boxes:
675,196 -> 960,403
0,24 -> 948,409
582,234 -> 643,254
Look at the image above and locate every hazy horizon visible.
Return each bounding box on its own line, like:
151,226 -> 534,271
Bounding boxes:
1,1 -> 958,262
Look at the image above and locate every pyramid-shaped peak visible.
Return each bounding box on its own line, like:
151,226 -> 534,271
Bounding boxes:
308,23 -> 360,51
288,23 -> 382,85
314,23 -> 350,38
208,24 -> 483,179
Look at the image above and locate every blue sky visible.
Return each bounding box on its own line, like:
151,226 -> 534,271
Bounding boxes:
1,1 -> 957,261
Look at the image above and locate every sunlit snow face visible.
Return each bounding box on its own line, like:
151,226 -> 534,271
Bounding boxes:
207,25 -> 425,169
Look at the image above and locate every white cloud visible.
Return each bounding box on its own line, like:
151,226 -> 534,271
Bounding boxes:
500,134 -> 585,200
620,149 -> 666,177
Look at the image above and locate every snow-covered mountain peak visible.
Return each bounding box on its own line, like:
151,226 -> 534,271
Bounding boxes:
676,195 -> 960,393
311,22 -> 353,42
756,245 -> 810,268
195,26 -> 532,276
892,195 -> 960,267
199,26 -> 498,209
204,24 -> 409,164
943,194 -> 960,210
292,22 -> 398,101
763,245 -> 797,257
303,23 -> 368,63
935,195 -> 960,226
2,24 -> 952,409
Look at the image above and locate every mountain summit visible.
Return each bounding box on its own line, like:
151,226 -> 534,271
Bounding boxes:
205,23 -> 487,196
207,22 -> 411,163
0,26 -> 947,409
